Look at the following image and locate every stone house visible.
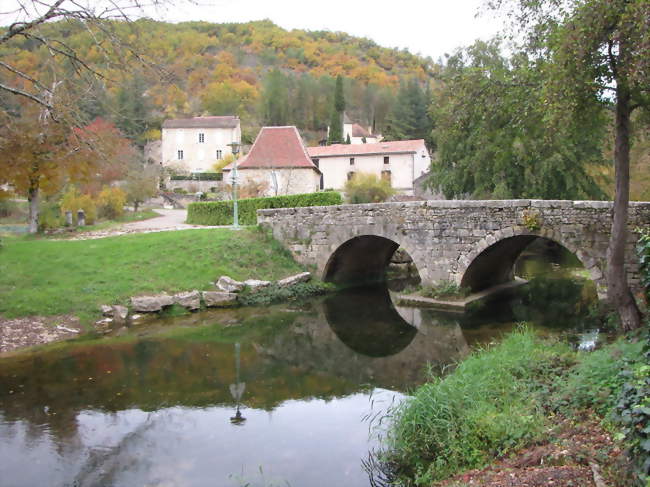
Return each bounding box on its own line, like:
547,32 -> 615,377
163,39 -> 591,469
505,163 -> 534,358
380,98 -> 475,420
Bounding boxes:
161,116 -> 241,173
222,126 -> 321,196
307,139 -> 431,195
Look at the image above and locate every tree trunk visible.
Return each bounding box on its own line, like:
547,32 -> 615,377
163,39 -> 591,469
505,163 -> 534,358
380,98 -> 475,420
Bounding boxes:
27,181 -> 39,234
606,80 -> 643,331
134,200 -> 140,213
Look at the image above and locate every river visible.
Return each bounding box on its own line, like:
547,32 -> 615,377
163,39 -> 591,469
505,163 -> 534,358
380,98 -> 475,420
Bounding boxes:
0,247 -> 599,487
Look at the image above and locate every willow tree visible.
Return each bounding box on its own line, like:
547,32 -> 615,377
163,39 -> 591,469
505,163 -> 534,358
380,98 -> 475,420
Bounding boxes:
489,0 -> 650,329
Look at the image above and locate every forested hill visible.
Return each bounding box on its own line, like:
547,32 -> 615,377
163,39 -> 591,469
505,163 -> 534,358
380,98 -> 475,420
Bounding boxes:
0,19 -> 436,144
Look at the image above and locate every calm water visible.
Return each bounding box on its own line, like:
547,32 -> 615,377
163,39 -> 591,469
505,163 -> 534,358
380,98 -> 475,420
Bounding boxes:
0,253 -> 598,487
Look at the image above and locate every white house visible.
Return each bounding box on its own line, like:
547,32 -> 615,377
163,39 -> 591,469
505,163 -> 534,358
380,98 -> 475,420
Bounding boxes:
343,113 -> 381,144
161,116 -> 241,173
307,140 -> 430,195
222,126 -> 321,196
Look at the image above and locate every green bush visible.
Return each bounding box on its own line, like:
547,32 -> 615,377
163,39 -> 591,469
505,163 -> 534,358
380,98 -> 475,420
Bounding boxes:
97,186 -> 126,220
637,228 -> 650,305
187,191 -> 342,225
420,280 -> 470,300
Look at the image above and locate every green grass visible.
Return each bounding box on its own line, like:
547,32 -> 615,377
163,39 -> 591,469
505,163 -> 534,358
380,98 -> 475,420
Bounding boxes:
0,227 -> 303,322
384,328 -> 648,485
385,328 -> 571,484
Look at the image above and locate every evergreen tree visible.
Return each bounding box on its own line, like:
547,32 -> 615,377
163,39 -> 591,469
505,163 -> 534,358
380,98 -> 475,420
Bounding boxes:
262,69 -> 289,126
384,78 -> 430,142
114,74 -> 150,146
327,75 -> 346,144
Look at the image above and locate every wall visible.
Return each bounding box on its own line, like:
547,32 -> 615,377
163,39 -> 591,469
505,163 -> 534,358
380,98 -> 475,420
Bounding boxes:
231,168 -> 321,196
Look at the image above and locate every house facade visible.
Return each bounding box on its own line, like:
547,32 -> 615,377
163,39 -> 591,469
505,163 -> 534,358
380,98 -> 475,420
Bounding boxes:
307,140 -> 430,195
223,126 -> 321,196
161,116 -> 241,173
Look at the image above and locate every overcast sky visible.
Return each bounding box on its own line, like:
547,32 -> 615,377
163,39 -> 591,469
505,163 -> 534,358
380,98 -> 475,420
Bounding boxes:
2,1 -> 505,60
151,0 -> 504,60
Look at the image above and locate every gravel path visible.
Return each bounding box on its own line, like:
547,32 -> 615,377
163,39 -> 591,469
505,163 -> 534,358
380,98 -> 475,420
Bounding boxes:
66,209 -> 227,240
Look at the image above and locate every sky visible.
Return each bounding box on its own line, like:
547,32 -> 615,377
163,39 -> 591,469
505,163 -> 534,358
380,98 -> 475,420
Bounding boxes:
150,0 -> 505,60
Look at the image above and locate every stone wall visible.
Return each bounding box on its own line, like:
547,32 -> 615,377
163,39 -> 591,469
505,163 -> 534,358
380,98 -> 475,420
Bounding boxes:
258,199 -> 650,300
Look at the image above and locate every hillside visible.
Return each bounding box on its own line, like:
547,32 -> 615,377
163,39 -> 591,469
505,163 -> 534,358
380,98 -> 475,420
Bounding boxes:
0,19 -> 436,145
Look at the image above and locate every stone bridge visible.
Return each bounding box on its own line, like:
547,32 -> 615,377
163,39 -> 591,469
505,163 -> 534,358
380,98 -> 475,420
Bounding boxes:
258,200 -> 650,300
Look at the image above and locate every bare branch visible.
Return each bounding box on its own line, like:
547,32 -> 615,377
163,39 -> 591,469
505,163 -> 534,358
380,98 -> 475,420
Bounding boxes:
0,0 -> 67,45
0,81 -> 52,108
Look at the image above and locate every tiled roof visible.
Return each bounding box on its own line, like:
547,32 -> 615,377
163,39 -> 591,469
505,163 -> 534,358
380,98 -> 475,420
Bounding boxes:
162,116 -> 240,129
223,126 -> 320,173
351,123 -> 371,138
307,139 -> 426,158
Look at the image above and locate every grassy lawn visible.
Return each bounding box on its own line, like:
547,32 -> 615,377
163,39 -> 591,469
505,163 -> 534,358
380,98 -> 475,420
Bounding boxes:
0,227 -> 303,322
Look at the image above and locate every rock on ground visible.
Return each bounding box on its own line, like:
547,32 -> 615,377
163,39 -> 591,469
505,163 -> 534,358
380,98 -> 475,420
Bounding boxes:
173,290 -> 201,311
277,272 -> 311,288
244,279 -> 271,291
203,291 -> 238,307
216,276 -> 245,293
131,294 -> 174,312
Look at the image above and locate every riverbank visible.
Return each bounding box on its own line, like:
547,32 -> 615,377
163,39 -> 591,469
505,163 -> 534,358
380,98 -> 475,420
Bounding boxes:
0,227 -> 312,352
382,327 -> 649,487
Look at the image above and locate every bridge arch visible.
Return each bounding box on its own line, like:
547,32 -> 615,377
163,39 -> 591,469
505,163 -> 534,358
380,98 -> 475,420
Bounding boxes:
323,233 -> 423,285
457,227 -> 606,299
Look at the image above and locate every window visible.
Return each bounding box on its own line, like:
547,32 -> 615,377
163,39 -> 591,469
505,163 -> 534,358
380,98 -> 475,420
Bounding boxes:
177,150 -> 184,160
384,156 -> 390,165
349,157 -> 355,166
312,158 -> 319,168
216,149 -> 222,159
347,171 -> 355,181
319,174 -> 324,190
198,133 -> 205,143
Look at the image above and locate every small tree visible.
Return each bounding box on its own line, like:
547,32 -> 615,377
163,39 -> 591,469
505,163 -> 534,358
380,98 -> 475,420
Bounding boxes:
344,172 -> 395,204
124,164 -> 160,212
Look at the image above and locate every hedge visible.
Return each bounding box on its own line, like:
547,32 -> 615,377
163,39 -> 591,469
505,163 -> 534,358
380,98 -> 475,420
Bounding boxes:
187,191 -> 343,225
170,172 -> 222,181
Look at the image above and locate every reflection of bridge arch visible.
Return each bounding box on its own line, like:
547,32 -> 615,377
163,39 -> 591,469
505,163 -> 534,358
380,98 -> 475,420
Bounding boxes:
323,285 -> 417,357
458,228 -> 606,299
323,234 -> 422,285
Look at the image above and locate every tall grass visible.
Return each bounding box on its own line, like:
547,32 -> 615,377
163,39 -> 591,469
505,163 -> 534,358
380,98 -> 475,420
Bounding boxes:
385,327 -> 570,484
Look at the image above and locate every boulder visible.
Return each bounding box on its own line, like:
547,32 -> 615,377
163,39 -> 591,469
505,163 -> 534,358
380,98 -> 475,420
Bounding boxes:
100,305 -> 113,317
174,290 -> 201,311
216,276 -> 245,293
277,272 -> 311,288
131,294 -> 174,313
112,305 -> 129,324
202,291 -> 238,307
244,279 -> 271,291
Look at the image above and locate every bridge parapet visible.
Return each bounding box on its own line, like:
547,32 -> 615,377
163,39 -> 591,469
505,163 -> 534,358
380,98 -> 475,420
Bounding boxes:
258,200 -> 650,300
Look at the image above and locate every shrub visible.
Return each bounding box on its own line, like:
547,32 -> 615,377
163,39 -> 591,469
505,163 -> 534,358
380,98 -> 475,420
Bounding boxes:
38,201 -> 62,231
420,280 -> 470,300
187,191 -> 343,226
385,328 -> 569,483
96,186 -> 126,220
344,172 -> 395,203
60,187 -> 97,225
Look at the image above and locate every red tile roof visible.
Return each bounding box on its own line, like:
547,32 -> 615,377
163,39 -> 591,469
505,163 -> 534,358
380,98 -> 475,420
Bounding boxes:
223,126 -> 320,173
307,139 -> 426,158
162,116 -> 239,129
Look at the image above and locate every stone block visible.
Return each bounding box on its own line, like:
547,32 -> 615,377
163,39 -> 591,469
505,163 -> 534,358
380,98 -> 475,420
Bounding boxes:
216,276 -> 245,293
131,294 -> 173,313
277,272 -> 311,288
174,290 -> 201,311
203,291 -> 238,307
112,305 -> 129,324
